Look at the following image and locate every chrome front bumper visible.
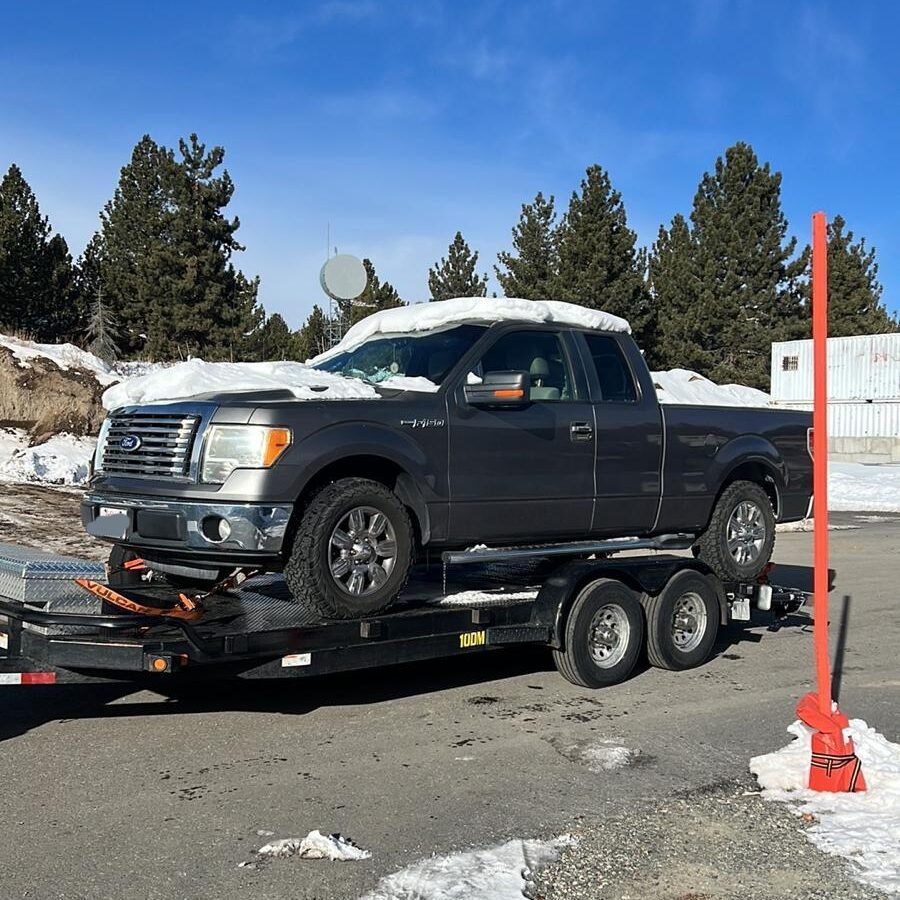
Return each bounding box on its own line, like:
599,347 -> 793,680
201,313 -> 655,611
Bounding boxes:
81,493 -> 293,554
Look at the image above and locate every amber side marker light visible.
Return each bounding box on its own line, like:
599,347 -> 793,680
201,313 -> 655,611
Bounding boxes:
493,389 -> 525,399
263,428 -> 292,467
150,657 -> 169,672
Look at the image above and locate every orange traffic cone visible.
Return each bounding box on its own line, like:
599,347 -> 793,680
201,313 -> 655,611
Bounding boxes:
796,692 -> 866,793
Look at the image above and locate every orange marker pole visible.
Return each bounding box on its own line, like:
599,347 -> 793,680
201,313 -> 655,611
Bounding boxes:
795,212 -> 866,792
811,210 -> 831,717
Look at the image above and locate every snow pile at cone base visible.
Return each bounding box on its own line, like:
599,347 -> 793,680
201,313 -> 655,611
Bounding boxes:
359,835 -> 573,900
750,718 -> 900,894
257,830 -> 370,861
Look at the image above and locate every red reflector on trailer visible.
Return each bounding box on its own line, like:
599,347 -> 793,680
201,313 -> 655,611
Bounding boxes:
0,672 -> 56,685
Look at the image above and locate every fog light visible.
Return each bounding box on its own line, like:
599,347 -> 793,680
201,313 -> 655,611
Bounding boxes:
200,515 -> 232,543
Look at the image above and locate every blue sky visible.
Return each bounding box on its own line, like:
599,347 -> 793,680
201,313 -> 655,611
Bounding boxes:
2,1 -> 898,328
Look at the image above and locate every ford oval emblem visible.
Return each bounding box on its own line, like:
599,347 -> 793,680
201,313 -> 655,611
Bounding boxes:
119,434 -> 143,453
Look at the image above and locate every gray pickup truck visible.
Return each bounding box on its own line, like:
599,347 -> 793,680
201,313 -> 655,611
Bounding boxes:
82,299 -> 813,618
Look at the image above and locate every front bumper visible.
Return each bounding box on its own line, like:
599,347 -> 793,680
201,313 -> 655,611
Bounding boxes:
81,493 -> 293,558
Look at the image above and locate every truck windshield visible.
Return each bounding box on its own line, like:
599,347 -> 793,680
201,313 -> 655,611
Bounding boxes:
311,324 -> 487,387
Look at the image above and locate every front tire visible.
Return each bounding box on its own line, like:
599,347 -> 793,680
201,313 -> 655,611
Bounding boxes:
694,480 -> 775,582
283,478 -> 414,619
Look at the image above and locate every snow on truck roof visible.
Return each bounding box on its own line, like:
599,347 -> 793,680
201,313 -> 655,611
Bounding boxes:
311,297 -> 631,362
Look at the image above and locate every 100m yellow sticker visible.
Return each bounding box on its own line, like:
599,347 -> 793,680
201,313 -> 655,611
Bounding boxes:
459,630 -> 486,648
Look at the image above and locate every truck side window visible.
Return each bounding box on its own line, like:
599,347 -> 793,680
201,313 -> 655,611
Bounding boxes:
475,331 -> 573,401
583,334 -> 637,403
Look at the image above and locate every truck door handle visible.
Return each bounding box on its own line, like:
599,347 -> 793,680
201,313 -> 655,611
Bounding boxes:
570,421 -> 594,442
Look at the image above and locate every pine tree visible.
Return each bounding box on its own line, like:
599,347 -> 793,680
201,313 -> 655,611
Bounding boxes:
798,215 -> 897,337
554,165 -> 652,343
428,232 -> 488,301
0,164 -> 80,340
657,142 -> 804,389
495,192 -> 558,299
249,312 -> 299,361
338,258 -> 404,327
88,134 -> 263,360
648,214 -> 703,371
84,286 -> 121,365
295,305 -> 330,360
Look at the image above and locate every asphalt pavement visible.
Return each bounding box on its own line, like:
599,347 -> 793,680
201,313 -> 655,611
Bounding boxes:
1,511 -> 898,899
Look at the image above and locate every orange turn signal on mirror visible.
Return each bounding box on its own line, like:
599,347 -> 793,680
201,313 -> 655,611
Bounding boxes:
493,389 -> 525,399
262,428 -> 292,467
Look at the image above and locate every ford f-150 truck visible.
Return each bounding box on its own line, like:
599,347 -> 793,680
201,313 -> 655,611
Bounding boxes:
82,298 -> 813,619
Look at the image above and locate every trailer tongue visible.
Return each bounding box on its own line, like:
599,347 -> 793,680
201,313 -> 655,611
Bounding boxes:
0,541 -> 806,690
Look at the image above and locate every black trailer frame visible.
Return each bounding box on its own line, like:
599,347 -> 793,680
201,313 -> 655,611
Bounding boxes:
0,549 -> 808,688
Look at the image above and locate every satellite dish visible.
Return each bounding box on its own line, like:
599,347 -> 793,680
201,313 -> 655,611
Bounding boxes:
320,254 -> 367,301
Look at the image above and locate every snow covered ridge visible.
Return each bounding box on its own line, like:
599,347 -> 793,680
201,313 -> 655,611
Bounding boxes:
0,334 -> 119,386
312,296 -> 632,362
750,719 -> 900,895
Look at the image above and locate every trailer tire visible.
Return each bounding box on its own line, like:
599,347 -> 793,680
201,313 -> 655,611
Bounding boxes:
553,578 -> 644,688
694,480 -> 775,582
284,477 -> 414,619
641,569 -> 719,671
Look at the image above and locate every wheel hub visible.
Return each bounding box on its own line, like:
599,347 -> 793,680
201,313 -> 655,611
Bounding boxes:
329,506 -> 397,597
671,592 -> 707,653
726,500 -> 766,566
587,604 -> 630,668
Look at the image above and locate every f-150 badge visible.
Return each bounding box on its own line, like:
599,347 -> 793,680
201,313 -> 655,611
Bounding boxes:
400,418 -> 445,428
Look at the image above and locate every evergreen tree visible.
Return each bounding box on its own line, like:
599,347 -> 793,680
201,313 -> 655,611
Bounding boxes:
495,192 -> 558,299
295,305 -> 330,360
88,134 -> 263,360
428,232 -> 488,300
648,214 -> 702,371
339,258 -> 404,327
685,142 -> 804,388
84,286 -> 121,365
250,312 -> 299,360
554,165 -> 652,342
0,164 -> 81,340
798,215 -> 897,337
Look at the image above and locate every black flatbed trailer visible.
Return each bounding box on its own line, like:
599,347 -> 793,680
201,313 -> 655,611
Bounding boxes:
0,539 -> 808,690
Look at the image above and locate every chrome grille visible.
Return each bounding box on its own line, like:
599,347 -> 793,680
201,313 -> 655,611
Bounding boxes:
100,412 -> 200,478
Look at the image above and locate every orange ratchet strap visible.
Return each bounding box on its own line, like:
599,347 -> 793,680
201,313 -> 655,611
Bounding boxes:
74,579 -> 204,621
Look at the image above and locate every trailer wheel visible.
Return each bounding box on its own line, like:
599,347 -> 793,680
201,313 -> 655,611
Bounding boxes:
694,480 -> 775,582
641,569 -> 719,671
284,477 -> 414,619
553,578 -> 644,688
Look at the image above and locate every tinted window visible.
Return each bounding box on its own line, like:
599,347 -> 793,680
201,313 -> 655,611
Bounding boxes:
474,331 -> 573,401
583,334 -> 637,403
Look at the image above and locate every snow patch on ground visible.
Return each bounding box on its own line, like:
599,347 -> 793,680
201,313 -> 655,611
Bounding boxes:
359,835 -> 573,900
0,431 -> 95,485
750,719 -> 900,894
257,830 -> 370,861
830,463 -> 900,513
313,297 -> 630,361
579,741 -> 639,772
435,588 -> 540,607
652,368 -> 772,407
102,359 -> 381,409
0,333 -> 117,385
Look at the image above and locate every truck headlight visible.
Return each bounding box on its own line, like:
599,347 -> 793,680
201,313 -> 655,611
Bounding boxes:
200,425 -> 292,484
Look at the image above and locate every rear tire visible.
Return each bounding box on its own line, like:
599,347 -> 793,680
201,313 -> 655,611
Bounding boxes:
641,569 -> 719,670
283,478 -> 414,619
694,480 -> 775,582
553,578 -> 644,688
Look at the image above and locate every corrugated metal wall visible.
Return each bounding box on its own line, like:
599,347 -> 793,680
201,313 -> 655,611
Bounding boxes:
769,400 -> 900,438
770,333 -> 900,402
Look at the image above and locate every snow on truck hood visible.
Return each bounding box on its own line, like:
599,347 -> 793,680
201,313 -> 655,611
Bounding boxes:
310,296 -> 631,364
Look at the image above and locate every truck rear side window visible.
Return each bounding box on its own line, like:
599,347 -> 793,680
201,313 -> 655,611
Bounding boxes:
583,334 -> 637,403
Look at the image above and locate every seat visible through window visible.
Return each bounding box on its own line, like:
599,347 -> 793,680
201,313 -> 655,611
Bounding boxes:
477,331 -> 572,401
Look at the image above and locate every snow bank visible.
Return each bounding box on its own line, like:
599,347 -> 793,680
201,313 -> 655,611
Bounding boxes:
102,359 -> 380,410
652,368 -> 772,407
0,334 -> 117,385
830,462 -> 900,513
750,719 -> 900,894
359,835 -> 573,900
313,297 -> 631,362
257,830 -> 370,861
0,430 -> 95,485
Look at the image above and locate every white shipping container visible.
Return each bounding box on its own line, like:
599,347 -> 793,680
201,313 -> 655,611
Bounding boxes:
770,333 -> 900,403
770,400 -> 900,439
